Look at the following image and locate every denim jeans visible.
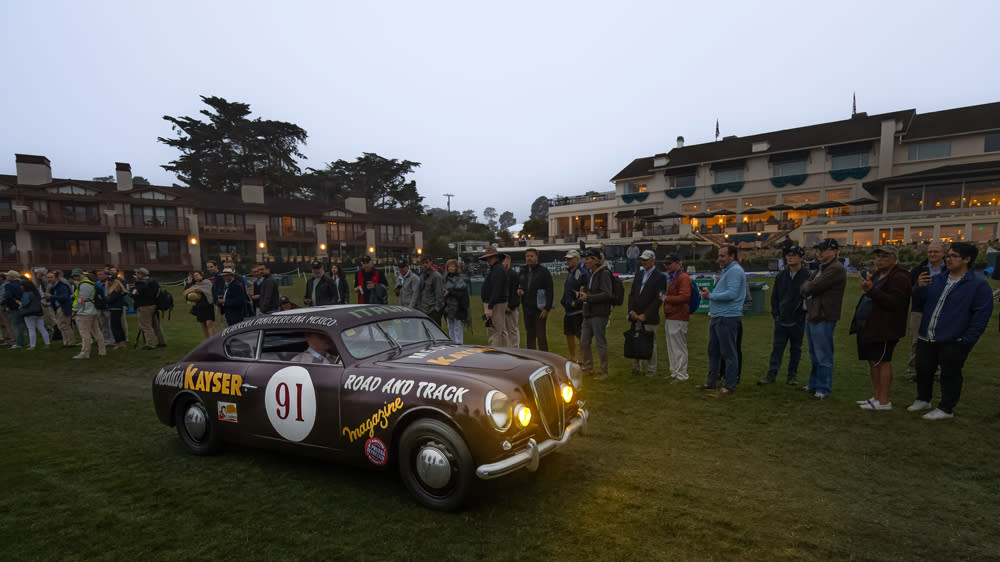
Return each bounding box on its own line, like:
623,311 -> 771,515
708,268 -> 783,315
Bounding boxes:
10,310 -> 25,347
806,321 -> 836,394
580,315 -> 609,375
767,321 -> 805,381
706,316 -> 741,390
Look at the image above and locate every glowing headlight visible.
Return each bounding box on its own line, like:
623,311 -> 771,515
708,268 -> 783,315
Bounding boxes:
566,362 -> 583,390
485,390 -> 512,431
514,404 -> 532,428
560,383 -> 574,403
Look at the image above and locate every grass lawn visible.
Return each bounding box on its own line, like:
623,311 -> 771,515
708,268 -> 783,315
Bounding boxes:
2,273 -> 999,562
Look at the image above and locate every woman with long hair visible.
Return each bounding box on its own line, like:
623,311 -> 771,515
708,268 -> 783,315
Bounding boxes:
442,259 -> 470,344
104,273 -> 128,349
19,279 -> 50,349
330,263 -> 351,304
184,271 -> 215,339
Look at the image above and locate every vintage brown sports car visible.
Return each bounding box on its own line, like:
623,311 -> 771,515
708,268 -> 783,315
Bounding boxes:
152,304 -> 588,510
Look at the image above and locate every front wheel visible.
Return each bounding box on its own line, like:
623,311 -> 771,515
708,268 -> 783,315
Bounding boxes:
398,419 -> 474,511
174,396 -> 221,455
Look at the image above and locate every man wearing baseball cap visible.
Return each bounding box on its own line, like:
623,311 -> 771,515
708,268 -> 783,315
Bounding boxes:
759,245 -> 809,386
800,238 -> 846,398
133,267 -> 165,349
560,249 -> 588,361
661,255 -> 692,381
480,246 -> 510,346
394,258 -> 420,308
627,249 -> 666,375
304,260 -> 337,307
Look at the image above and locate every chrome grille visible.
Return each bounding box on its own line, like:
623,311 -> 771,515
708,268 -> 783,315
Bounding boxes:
530,367 -> 564,439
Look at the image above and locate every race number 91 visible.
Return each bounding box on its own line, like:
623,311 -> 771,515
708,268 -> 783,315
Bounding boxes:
265,366 -> 317,441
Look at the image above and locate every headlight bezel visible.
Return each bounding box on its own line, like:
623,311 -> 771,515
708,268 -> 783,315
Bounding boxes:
485,390 -> 512,432
566,361 -> 583,390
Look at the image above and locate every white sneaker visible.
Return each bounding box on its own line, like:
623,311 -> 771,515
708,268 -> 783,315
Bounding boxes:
859,399 -> 892,410
922,408 -> 954,420
72,353 -> 88,359
906,400 -> 933,412
856,397 -> 875,405
813,392 -> 827,399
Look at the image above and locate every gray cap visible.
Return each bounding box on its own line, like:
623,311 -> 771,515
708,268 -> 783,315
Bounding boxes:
639,250 -> 656,260
564,250 -> 580,259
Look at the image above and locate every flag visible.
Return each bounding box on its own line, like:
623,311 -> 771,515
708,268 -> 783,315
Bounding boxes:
715,119 -> 720,140
852,92 -> 856,116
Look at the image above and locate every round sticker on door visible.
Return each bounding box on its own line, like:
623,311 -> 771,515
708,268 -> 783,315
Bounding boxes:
264,366 -> 317,442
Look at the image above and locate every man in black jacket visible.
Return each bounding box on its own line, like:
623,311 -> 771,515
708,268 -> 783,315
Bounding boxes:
579,248 -> 614,380
304,260 -> 337,307
517,248 -> 554,351
219,267 -> 249,326
759,245 -> 809,385
133,267 -> 165,348
627,250 -> 666,376
257,265 -> 280,314
480,247 -> 509,347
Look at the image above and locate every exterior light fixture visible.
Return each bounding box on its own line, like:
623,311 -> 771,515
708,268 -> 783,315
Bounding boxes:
259,241 -> 266,249
319,243 -> 327,251
189,237 -> 198,246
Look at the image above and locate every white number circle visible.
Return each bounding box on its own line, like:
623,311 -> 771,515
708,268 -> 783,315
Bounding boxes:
264,366 -> 317,442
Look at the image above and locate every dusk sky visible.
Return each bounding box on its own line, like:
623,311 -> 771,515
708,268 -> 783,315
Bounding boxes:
2,1 -> 997,225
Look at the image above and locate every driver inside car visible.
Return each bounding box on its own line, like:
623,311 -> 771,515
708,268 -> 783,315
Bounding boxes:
292,332 -> 338,365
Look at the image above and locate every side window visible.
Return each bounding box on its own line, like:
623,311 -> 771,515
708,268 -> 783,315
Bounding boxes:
261,330 -> 341,364
225,331 -> 260,359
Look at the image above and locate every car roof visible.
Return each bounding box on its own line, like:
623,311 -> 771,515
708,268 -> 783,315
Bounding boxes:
221,304 -> 426,338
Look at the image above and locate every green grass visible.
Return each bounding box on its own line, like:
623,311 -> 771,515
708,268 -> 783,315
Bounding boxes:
3,274 -> 1000,562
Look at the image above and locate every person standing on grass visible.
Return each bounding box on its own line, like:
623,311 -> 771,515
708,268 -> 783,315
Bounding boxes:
3,270 -> 26,348
626,241 -> 640,275
906,242 -> 946,381
908,242 -> 993,420
800,239 -> 846,399
103,271 -> 128,349
134,268 -> 165,349
416,256 -> 445,326
256,264 -> 280,315
442,259 -> 470,344
855,246 -> 911,411
219,267 -> 249,327
46,270 -> 75,346
19,278 -> 49,349
661,255 -> 691,382
759,245 -> 809,386
185,271 -> 215,340
304,260 -> 337,307
355,255 -> 387,304
579,248 -> 613,381
480,246 -> 510,347
329,264 -> 350,304
395,259 -> 420,308
697,245 -> 745,395
627,249 -> 666,376
518,248 -> 554,351
71,269 -> 106,359
561,250 -> 588,363
503,254 -> 521,347
95,269 -> 114,346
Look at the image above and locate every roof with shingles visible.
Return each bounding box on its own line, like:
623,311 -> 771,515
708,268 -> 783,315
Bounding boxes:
903,102 -> 1000,141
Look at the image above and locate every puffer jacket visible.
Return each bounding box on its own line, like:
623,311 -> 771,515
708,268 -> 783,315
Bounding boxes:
801,258 -> 846,323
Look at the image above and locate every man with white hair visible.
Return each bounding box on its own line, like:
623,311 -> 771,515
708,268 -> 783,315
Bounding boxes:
906,242 -> 946,381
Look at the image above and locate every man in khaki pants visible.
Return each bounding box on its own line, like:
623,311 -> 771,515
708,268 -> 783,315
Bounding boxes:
46,270 -> 76,346
71,269 -> 106,359
134,267 -> 165,349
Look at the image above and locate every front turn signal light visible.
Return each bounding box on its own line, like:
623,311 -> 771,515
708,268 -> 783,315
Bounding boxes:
560,383 -> 574,403
514,404 -> 532,427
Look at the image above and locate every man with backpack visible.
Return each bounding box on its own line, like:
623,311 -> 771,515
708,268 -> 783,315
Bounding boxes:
579,248 -> 614,381
661,255 -> 693,381
134,267 -> 166,349
71,268 -> 106,359
46,270 -> 75,346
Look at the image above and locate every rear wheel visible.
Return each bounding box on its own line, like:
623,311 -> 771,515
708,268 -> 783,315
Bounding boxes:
398,419 -> 474,511
174,397 -> 221,455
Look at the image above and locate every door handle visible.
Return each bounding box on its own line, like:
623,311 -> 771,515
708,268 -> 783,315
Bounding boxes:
241,383 -> 258,392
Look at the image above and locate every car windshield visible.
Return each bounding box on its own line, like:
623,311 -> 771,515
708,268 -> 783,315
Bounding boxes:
341,317 -> 451,359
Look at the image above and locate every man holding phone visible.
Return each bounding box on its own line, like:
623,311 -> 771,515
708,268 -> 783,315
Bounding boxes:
906,242 -> 946,381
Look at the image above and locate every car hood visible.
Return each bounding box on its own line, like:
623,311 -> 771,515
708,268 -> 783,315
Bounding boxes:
380,344 -> 550,375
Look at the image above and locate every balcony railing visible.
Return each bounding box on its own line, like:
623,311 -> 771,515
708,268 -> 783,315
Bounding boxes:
121,251 -> 192,269
267,226 -> 314,240
375,234 -> 413,245
113,215 -> 189,232
549,192 -> 616,207
28,249 -> 112,268
22,212 -> 108,229
200,224 -> 257,238
0,213 -> 15,228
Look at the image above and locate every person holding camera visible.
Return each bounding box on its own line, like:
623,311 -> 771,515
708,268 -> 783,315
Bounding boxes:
759,245 -> 809,386
905,242 -> 946,381
800,239 -> 846,399
579,248 -> 613,381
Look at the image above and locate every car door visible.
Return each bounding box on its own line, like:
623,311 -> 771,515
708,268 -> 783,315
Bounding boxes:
239,329 -> 344,452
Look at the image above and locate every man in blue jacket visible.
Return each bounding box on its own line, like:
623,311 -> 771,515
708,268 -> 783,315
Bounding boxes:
46,270 -> 75,346
698,245 -> 746,394
908,242 -> 993,420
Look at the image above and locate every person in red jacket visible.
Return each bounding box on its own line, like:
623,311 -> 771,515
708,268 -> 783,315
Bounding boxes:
855,246 -> 911,410
660,255 -> 692,381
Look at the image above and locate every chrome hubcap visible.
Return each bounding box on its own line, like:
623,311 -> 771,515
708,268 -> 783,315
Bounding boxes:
183,404 -> 208,441
415,445 -> 452,489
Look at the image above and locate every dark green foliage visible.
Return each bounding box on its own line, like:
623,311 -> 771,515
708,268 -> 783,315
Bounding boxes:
529,195 -> 549,221
521,218 -> 548,239
302,153 -> 422,212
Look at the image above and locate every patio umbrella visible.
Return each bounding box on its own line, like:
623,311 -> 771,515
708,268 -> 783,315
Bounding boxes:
767,203 -> 794,211
741,208 -> 767,215
846,197 -> 878,205
711,209 -> 735,216
794,203 -> 818,210
813,200 -> 847,209
657,211 -> 685,219
690,212 -> 714,219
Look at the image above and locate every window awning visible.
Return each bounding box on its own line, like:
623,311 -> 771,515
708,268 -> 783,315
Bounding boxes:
615,210 -> 635,218
663,165 -> 698,177
634,208 -> 655,217
827,140 -> 874,156
710,159 -> 746,171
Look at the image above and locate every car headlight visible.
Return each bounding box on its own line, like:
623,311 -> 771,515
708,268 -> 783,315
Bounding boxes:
486,390 -> 512,432
514,404 -> 532,428
566,362 -> 583,390
560,383 -> 574,404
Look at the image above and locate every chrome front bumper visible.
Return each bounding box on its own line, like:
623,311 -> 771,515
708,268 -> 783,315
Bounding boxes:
475,408 -> 589,480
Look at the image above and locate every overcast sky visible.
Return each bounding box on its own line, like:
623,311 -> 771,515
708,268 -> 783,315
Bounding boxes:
2,1 -> 997,224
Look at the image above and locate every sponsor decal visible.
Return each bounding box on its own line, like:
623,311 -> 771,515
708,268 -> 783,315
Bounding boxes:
182,364 -> 244,396
217,401 -> 238,423
265,366 -> 317,442
365,437 -> 388,466
423,346 -> 494,366
342,398 -> 404,443
344,375 -> 470,404
154,365 -> 185,388
345,305 -> 411,319
221,314 -> 337,336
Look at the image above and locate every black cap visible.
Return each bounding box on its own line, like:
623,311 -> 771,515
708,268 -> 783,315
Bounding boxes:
397,258 -> 409,268
814,238 -> 840,251
663,255 -> 680,265
783,245 -> 805,257
311,260 -> 323,269
279,296 -> 290,304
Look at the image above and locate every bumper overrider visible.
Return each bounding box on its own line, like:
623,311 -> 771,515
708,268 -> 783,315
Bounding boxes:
475,408 -> 589,479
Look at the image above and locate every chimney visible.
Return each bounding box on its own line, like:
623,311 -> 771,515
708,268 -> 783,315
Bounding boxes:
115,162 -> 133,191
241,177 -> 265,204
851,112 -> 869,119
15,154 -> 52,185
345,191 -> 367,214
676,136 -> 685,148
